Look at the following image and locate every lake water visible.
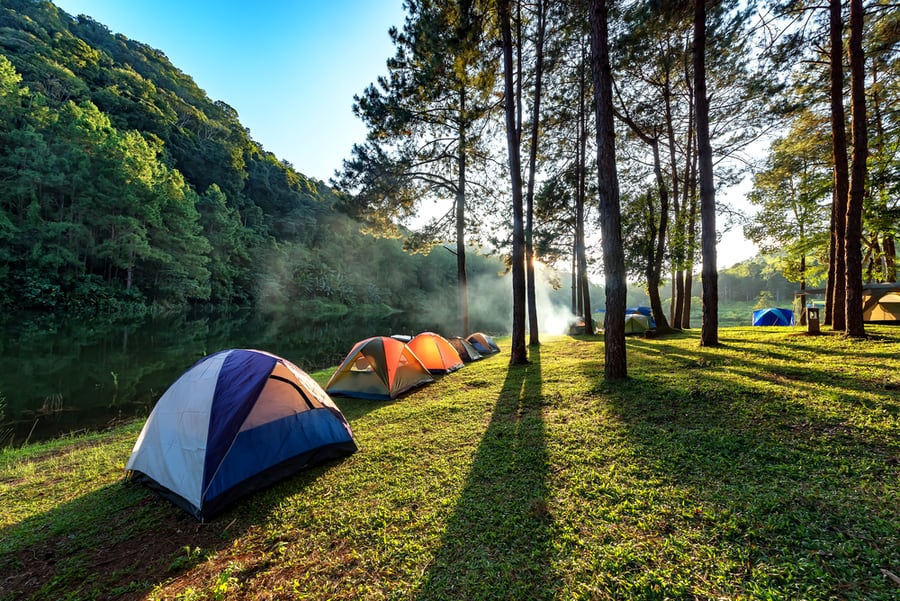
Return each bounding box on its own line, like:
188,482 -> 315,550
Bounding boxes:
0,309 -> 503,446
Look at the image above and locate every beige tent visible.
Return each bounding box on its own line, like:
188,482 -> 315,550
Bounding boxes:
798,283 -> 900,323
624,313 -> 651,334
863,290 -> 900,322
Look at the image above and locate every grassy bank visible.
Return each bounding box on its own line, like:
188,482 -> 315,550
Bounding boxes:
1,326 -> 898,600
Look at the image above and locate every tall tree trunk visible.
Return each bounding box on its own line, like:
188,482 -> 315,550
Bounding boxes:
590,0 -> 627,380
578,36 -> 594,335
682,148 -> 698,329
679,55 -> 697,329
845,0 -> 866,337
885,238 -> 897,282
571,245 -> 577,314
825,194 -> 836,325
828,0 -> 849,331
647,139 -> 670,332
525,0 -> 547,347
694,0 -> 718,346
666,67 -> 683,330
499,0 -> 528,364
456,90 -> 470,336
871,61 -> 897,282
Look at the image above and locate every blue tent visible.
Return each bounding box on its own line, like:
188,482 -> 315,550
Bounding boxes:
126,349 -> 357,520
752,307 -> 794,326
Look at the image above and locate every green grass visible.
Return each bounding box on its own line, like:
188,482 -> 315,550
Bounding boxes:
1,326 -> 898,600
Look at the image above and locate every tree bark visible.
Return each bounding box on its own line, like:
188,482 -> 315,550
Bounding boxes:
871,62 -> 897,282
679,55 -> 697,329
828,0 -> 849,331
694,0 -> 718,346
456,90 -> 470,336
524,0 -> 547,346
499,0 -> 528,364
590,0 -> 627,380
845,0 -> 866,337
646,138 -> 671,332
577,36 -> 593,335
666,67 -> 684,330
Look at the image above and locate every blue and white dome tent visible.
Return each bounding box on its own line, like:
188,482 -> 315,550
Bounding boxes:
125,349 -> 357,521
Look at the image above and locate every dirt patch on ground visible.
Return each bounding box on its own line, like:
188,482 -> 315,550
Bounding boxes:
1,494 -> 244,601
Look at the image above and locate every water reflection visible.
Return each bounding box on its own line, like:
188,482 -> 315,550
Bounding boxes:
0,310 -> 504,446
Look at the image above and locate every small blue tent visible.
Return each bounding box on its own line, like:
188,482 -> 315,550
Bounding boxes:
752,307 -> 794,326
126,349 -> 357,521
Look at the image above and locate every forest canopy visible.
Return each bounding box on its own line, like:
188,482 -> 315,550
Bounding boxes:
0,0 -> 512,318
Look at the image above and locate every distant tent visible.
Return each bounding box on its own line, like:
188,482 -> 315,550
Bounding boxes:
567,318 -> 592,335
626,306 -> 656,328
448,336 -> 483,362
408,332 -> 464,374
624,313 -> 651,334
325,336 -> 434,400
125,349 -> 357,521
797,283 -> 900,323
863,290 -> 900,322
752,307 -> 794,326
467,332 -> 500,355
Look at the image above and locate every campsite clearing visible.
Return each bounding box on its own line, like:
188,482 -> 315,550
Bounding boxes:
1,326 -> 898,600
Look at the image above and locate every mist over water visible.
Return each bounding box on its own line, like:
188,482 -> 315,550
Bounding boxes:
0,252 -> 582,446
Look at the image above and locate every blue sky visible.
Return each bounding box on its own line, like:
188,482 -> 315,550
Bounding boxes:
52,0 -> 406,184
51,0 -> 758,268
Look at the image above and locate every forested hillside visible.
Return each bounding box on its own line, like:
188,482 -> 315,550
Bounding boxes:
0,0 -> 510,317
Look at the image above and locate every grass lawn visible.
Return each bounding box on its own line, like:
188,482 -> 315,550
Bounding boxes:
1,326 -> 898,600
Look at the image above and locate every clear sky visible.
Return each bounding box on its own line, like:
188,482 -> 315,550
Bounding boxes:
52,0 -> 407,184
51,0 -> 758,269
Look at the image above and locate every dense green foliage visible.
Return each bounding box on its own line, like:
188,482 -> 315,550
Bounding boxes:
2,328 -> 898,599
747,2 -> 900,287
0,0 -> 504,316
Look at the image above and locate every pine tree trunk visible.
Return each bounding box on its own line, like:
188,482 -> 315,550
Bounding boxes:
828,0 -> 849,331
590,0 -> 627,379
664,64 -> 682,330
845,0 -> 867,337
455,88 -> 470,336
681,153 -> 698,329
499,0 -> 528,365
648,140 -> 670,332
577,43 -> 593,335
525,0 -> 547,346
694,0 -> 718,346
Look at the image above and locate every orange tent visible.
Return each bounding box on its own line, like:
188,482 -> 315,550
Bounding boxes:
408,332 -> 464,374
325,337 -> 434,400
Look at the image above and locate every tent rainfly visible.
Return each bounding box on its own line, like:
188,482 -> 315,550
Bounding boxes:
407,332 -> 464,374
626,307 -> 656,328
326,336 -> 434,400
624,313 -> 651,334
752,307 -> 794,326
448,336 -> 483,362
467,332 -> 501,355
125,349 -> 357,521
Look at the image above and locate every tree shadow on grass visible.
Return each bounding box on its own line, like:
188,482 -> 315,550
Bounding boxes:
415,348 -> 556,600
587,336 -> 899,597
0,453 -> 352,601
